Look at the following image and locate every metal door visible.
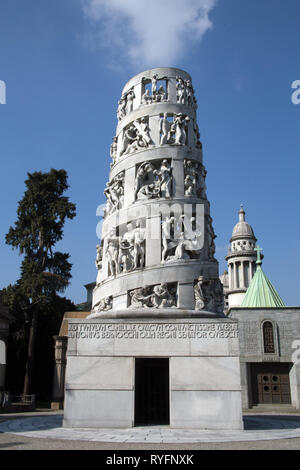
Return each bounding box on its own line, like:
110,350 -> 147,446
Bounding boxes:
251,363 -> 291,405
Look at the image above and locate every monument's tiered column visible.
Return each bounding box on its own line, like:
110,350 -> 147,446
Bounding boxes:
63,68 -> 243,430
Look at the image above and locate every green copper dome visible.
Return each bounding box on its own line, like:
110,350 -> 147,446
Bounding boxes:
241,246 -> 285,308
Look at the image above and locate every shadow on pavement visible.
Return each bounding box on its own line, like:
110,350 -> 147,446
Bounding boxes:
243,415 -> 300,430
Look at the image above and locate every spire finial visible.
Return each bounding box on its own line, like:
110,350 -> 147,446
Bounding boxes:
238,204 -> 245,222
254,245 -> 263,265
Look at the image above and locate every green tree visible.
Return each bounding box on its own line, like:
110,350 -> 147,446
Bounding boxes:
5,169 -> 76,398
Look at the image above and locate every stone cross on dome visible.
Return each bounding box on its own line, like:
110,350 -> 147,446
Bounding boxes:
254,245 -> 263,265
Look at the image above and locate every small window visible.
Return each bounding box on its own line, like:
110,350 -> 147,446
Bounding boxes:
263,321 -> 275,354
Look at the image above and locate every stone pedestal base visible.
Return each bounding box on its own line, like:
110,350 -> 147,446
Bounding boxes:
63,315 -> 243,430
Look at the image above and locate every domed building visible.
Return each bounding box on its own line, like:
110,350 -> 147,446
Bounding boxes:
225,205 -> 260,309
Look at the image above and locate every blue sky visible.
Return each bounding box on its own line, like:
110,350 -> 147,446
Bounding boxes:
0,0 -> 299,305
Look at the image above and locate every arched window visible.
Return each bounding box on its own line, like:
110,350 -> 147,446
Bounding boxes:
263,321 -> 275,354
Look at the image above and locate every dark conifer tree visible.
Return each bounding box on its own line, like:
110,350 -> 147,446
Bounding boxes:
5,169 -> 76,398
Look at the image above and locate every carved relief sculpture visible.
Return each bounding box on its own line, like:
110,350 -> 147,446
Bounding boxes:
117,87 -> 135,121
161,215 -> 203,262
194,277 -> 224,314
206,215 -> 216,260
184,160 -> 207,199
159,113 -> 172,145
120,117 -> 153,157
141,89 -> 152,105
105,232 -> 120,277
129,283 -> 177,308
171,113 -> 189,145
141,74 -> 168,105
93,296 -> 113,313
117,97 -> 126,121
110,136 -> 118,166
135,160 -> 172,200
104,171 -> 125,217
106,221 -> 146,277
176,76 -> 198,110
184,160 -> 197,196
95,244 -> 103,270
176,76 -> 186,104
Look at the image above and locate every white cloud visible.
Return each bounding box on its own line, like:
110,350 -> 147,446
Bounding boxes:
81,0 -> 217,68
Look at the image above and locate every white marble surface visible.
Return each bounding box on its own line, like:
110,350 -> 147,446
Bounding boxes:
2,414 -> 300,443
171,391 -> 243,429
63,390 -> 133,428
65,356 -> 134,390
170,356 -> 241,391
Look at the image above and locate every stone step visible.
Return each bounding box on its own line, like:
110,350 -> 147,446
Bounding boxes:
245,404 -> 298,413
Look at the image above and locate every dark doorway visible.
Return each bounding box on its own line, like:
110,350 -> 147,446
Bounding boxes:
251,363 -> 292,405
134,358 -> 170,426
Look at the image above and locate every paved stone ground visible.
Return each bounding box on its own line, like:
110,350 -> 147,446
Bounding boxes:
1,411 -> 300,450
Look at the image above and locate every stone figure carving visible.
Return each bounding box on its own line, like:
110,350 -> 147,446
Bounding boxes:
171,113 -> 189,146
110,136 -> 118,166
135,160 -> 172,200
198,166 -> 207,199
184,175 -> 195,196
136,183 -> 160,200
118,224 -> 134,274
161,215 -> 203,262
129,283 -> 177,308
105,233 -> 120,277
104,171 -> 125,217
152,74 -> 159,98
184,160 -> 197,196
194,277 -> 224,314
152,283 -> 177,308
160,113 -> 191,147
95,244 -> 103,270
161,216 -> 175,261
206,216 -> 216,258
120,118 -> 152,156
106,221 -> 146,276
121,125 -> 140,156
132,220 -> 146,269
125,89 -> 135,114
159,113 -> 172,145
155,159 -> 172,198
206,216 -> 216,259
176,76 -> 185,104
184,160 -> 207,199
141,75 -> 167,105
141,89 -> 152,105
117,97 -> 126,121
176,76 -> 197,110
185,80 -> 195,107
93,296 -> 113,313
156,85 -> 166,102
151,75 -> 167,102
117,87 -> 135,121
130,286 -> 153,308
134,162 -> 155,199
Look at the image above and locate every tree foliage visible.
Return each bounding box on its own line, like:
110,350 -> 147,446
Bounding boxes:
6,169 -> 76,304
4,169 -> 76,398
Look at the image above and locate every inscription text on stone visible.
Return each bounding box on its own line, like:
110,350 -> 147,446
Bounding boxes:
69,323 -> 238,340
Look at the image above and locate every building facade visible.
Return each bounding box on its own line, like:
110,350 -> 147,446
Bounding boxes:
225,212 -> 300,409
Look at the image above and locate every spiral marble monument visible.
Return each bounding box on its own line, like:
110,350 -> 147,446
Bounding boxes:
63,68 -> 243,430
